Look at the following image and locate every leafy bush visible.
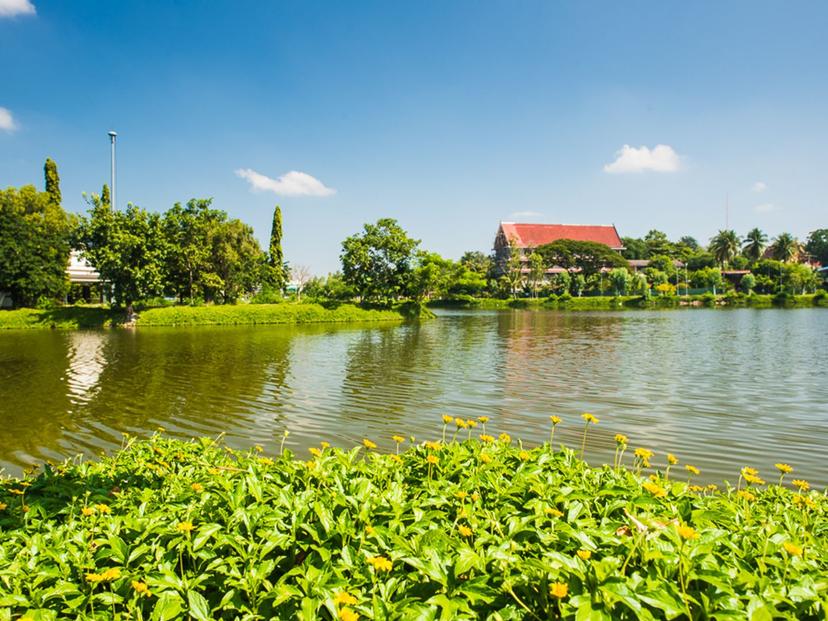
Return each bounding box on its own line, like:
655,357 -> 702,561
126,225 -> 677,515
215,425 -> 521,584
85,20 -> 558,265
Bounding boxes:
0,431 -> 824,620
135,303 -> 404,326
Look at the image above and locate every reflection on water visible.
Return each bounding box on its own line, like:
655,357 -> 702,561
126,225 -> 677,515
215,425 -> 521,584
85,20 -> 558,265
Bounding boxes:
0,309 -> 826,485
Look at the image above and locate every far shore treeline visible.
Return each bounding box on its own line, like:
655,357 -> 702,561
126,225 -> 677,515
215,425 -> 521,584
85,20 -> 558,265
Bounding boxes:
1,159 -> 827,313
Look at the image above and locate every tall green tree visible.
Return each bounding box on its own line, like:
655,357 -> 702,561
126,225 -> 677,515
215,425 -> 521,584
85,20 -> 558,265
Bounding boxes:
770,233 -> 799,262
340,218 -> 420,304
266,205 -> 286,291
203,218 -> 264,303
100,184 -> 111,208
708,230 -> 740,267
75,196 -> 167,310
644,230 -> 676,258
44,158 -> 61,206
742,228 -> 768,263
608,267 -> 631,295
0,184 -> 72,306
527,252 -> 545,298
805,229 -> 828,266
162,199 -> 222,302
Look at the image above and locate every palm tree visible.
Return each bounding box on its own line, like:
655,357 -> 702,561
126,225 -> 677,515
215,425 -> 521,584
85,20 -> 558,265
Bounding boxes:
770,233 -> 800,263
709,230 -> 741,267
742,228 -> 768,263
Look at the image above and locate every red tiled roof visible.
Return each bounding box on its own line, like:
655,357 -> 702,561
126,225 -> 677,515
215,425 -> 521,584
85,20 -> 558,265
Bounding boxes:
499,222 -> 624,250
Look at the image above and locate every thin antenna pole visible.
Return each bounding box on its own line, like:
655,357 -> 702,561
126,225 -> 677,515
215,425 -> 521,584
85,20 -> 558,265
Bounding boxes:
108,131 -> 117,209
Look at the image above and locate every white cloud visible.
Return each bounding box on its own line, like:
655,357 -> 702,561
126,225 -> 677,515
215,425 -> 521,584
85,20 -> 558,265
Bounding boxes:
752,181 -> 767,193
0,107 -> 16,132
235,168 -> 336,197
603,144 -> 681,174
754,203 -> 776,213
509,211 -> 543,219
0,0 -> 36,17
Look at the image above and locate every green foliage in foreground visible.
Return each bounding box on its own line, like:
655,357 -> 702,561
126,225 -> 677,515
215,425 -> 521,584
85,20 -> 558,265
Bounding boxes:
0,435 -> 825,620
135,303 -> 404,326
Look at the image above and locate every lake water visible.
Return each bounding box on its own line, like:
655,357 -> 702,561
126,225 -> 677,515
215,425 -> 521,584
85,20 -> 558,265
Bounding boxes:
1,308 -> 826,485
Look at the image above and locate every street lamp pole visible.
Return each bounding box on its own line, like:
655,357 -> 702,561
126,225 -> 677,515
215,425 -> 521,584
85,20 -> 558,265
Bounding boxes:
108,131 -> 117,209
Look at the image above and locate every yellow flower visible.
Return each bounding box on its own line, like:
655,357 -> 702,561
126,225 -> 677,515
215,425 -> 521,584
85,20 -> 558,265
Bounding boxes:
689,485 -> 704,492
340,608 -> 360,621
424,441 -> 442,450
254,444 -> 264,453
775,463 -> 793,474
9,489 -> 24,495
581,413 -> 599,424
86,572 -> 103,583
706,484 -> 718,492
388,454 -> 402,464
634,448 -> 654,460
518,451 -> 530,461
95,504 -> 111,514
176,521 -> 195,533
498,433 -> 511,444
550,416 -> 562,425
455,491 -> 468,500
259,457 -> 274,466
132,580 -> 151,596
426,455 -> 439,465
208,468 -> 221,475
642,481 -> 667,498
667,453 -> 679,465
0,502 -> 6,511
309,447 -> 321,458
362,439 -> 377,450
392,435 -> 405,444
744,474 -> 765,485
478,416 -> 489,423
334,592 -> 358,606
458,525 -> 473,537
677,524 -> 698,540
792,479 -> 810,491
783,541 -> 803,557
365,525 -> 375,535
741,466 -> 758,477
576,549 -> 592,560
366,556 -> 392,572
466,419 -> 478,428
479,434 -> 495,443
549,582 -> 568,598
480,453 -> 492,463
81,507 -> 95,516
191,482 -> 204,493
455,417 -> 468,429
685,465 -> 700,475
615,434 -> 628,445
471,492 -> 479,502
320,441 -> 330,449
545,507 -> 564,518
442,414 -> 453,424
737,490 -> 756,501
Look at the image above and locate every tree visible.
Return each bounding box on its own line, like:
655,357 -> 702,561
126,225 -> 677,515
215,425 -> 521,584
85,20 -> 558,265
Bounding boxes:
290,265 -> 312,301
741,273 -> 756,294
608,267 -> 631,295
708,230 -> 740,267
678,236 -> 699,251
266,206 -> 286,291
535,239 -> 627,277
644,230 -> 676,258
631,272 -> 649,296
742,228 -> 768,263
770,233 -> 800,263
551,271 -> 571,296
805,229 -> 828,266
621,237 -> 648,260
459,251 -> 492,276
75,197 -> 167,311
503,237 -> 524,298
44,158 -> 61,206
340,218 -> 420,304
0,184 -> 72,306
781,263 -> 818,294
691,267 -> 724,294
570,273 -> 586,297
203,218 -> 264,303
527,252 -> 545,298
100,184 -> 111,208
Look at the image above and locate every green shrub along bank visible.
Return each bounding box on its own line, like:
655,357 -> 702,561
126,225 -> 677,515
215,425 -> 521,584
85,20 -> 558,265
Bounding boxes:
0,303 -> 407,330
428,292 -> 827,311
0,426 -> 824,620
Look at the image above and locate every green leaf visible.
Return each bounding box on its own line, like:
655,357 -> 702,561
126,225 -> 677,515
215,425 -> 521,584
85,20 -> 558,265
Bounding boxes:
151,591 -> 184,621
187,590 -> 211,621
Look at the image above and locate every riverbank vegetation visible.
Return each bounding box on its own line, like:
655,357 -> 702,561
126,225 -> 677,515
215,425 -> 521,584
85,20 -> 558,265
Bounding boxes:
2,159 -> 826,316
0,426 -> 824,619
0,303 -> 408,330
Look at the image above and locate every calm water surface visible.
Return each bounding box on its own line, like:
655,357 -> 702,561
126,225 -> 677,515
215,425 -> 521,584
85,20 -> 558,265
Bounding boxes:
0,309 -> 826,485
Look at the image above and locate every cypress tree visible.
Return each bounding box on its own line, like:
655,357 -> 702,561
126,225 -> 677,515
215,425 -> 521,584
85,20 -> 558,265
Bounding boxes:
101,184 -> 111,208
44,158 -> 61,205
268,205 -> 285,289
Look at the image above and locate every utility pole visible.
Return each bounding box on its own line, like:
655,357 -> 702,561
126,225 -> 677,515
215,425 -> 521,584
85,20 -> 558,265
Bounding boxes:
108,130 -> 117,209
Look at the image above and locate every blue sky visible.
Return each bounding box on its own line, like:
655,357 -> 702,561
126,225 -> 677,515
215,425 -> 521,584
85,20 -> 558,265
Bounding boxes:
2,1 -> 827,273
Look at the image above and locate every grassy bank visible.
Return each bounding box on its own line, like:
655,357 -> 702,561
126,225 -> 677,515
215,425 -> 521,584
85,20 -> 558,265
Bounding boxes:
429,292 -> 827,311
0,428 -> 824,620
0,303 -> 408,330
